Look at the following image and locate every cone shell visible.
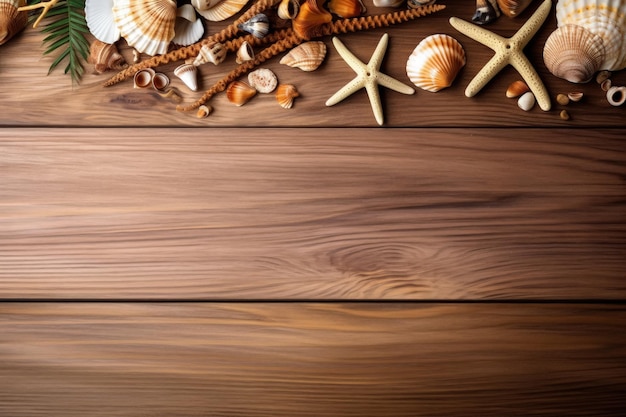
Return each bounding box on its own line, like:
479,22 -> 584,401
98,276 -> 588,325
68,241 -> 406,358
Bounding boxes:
248,68 -> 278,93
236,41 -> 255,64
113,0 -> 177,56
226,81 -> 258,106
555,0 -> 626,71
327,0 -> 366,18
172,4 -> 205,46
88,40 -> 127,74
496,0 -> 533,18
192,0 -> 250,21
279,41 -> 327,71
543,24 -> 606,83
406,34 -> 466,92
276,84 -> 300,109
85,0 -> 120,44
292,0 -> 333,39
174,63 -> 199,91
0,0 -> 27,46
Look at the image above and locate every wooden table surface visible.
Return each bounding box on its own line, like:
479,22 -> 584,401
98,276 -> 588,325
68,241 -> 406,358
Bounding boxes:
1,0 -> 625,415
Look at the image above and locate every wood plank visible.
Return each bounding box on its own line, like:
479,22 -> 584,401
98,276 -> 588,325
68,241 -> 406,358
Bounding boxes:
1,302 -> 624,416
1,1 -> 624,127
2,127 -> 624,300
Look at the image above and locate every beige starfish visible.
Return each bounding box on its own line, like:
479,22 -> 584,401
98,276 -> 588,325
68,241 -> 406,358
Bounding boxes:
326,33 -> 415,126
449,0 -> 552,111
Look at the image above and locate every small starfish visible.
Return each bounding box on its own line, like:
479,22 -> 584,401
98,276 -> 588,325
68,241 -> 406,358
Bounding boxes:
326,33 -> 415,126
449,0 -> 552,111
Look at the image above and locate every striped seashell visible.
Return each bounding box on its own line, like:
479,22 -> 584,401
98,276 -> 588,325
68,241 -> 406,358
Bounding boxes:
238,13 -> 270,38
192,0 -> 250,22
85,0 -> 120,44
113,0 -> 177,56
292,0 -> 333,40
88,39 -> 127,74
406,34 -> 466,92
275,84 -> 300,109
0,0 -> 27,46
277,0 -> 300,20
327,0 -> 366,18
279,41 -> 327,71
226,80 -> 257,106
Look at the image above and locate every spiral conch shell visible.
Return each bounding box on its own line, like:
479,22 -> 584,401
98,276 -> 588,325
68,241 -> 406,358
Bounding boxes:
406,34 -> 466,92
543,0 -> 626,82
0,0 -> 27,46
88,39 -> 128,74
113,0 -> 177,56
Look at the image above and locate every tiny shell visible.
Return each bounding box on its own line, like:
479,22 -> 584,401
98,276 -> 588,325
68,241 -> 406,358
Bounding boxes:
600,78 -> 612,91
172,4 -> 205,46
85,0 -> 120,44
606,85 -> 626,106
327,0 -> 366,18
238,13 -> 270,38
134,68 -> 155,88
152,72 -> 170,91
196,105 -> 212,118
280,41 -> 327,71
496,0 -> 532,18
560,109 -> 571,120
596,70 -> 611,84
517,91 -> 536,111
472,0 -> 500,25
174,63 -> 199,91
275,84 -> 300,109
193,41 -> 226,66
226,80 -> 257,106
556,93 -> 570,105
406,34 -> 466,92
277,0 -> 299,20
567,91 -> 584,102
248,68 -> 278,93
505,80 -> 529,98
236,41 -> 255,64
88,39 -> 127,74
192,0 -> 249,21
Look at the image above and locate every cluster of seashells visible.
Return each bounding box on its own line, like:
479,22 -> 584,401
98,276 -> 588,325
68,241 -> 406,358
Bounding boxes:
226,67 -> 300,109
542,0 -> 626,84
405,34 -> 466,92
0,0 -> 27,46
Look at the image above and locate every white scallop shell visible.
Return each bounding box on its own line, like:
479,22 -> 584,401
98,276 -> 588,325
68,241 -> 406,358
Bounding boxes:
113,0 -> 177,56
172,4 -> 205,46
85,0 -> 120,44
406,34 -> 466,92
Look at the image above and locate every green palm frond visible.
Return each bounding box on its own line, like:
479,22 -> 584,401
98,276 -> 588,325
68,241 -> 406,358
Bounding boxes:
30,0 -> 90,84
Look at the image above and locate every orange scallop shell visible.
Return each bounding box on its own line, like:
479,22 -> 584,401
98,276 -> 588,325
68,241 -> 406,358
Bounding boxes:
406,34 -> 466,92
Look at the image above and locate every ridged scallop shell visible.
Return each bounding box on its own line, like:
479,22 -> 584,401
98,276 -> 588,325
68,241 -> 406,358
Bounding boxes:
85,0 -> 120,44
226,80 -> 257,106
327,0 -> 366,18
172,4 -> 205,46
276,84 -> 300,109
496,0 -> 533,18
279,41 -> 327,71
555,0 -> 626,71
113,0 -> 177,56
0,0 -> 27,46
543,24 -> 606,83
88,39 -> 127,74
192,0 -> 250,22
406,34 -> 466,92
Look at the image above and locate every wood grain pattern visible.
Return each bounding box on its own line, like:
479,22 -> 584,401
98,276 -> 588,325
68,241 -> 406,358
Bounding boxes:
0,0 -> 624,127
1,302 -> 625,416
2,128 -> 624,300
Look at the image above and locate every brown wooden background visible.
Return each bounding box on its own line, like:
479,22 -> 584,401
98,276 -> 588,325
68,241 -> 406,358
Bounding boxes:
1,0 -> 625,415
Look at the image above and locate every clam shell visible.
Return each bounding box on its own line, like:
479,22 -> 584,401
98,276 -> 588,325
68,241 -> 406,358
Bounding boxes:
543,24 -> 605,83
275,84 -> 300,109
496,0 -> 533,18
226,80 -> 257,106
193,41 -> 226,66
327,0 -> 366,18
238,13 -> 270,38
406,34 -> 466,92
172,4 -> 205,46
174,63 -> 199,91
113,0 -> 177,56
88,39 -> 127,74
85,0 -> 120,44
248,68 -> 278,93
0,0 -> 27,46
279,41 -> 327,71
555,0 -> 626,71
193,0 -> 250,21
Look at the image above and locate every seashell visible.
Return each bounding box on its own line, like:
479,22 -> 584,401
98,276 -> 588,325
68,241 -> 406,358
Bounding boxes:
193,41 -> 226,66
275,84 -> 300,109
152,72 -> 170,91
407,0 -> 437,9
568,91 -> 584,102
134,68 -> 155,88
560,109 -> 571,120
596,70 -> 611,84
85,0 -> 120,44
172,4 -> 205,46
236,41 -> 255,64
327,0 -> 366,18
279,41 -> 327,71
606,85 -> 626,106
133,49 -> 141,63
237,13 -> 270,38
0,0 -> 27,46
543,24 -> 606,83
112,0 -> 177,56
555,0 -> 626,72
192,0 -> 250,22
472,0 -> 501,25
292,0 -> 333,40
496,0 -> 533,18
374,0 -> 405,7
174,63 -> 199,91
226,80 -> 257,106
505,80 -> 530,98
196,105 -> 212,118
517,91 -> 536,111
601,78 -> 612,91
277,0 -> 300,20
406,34 -> 466,92
248,68 -> 278,93
556,93 -> 570,105
88,39 -> 127,74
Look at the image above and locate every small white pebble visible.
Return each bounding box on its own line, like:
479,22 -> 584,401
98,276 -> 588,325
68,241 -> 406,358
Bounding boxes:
517,91 -> 536,111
